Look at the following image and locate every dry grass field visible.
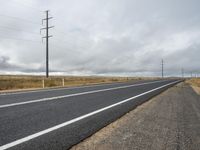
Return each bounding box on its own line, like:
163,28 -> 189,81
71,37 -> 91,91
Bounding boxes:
186,78 -> 200,94
186,78 -> 200,87
0,75 -> 153,92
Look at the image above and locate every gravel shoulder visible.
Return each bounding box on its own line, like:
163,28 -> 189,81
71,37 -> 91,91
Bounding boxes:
71,82 -> 200,150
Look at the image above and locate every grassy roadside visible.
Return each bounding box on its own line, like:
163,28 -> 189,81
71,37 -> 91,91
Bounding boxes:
0,75 -> 156,92
186,78 -> 200,94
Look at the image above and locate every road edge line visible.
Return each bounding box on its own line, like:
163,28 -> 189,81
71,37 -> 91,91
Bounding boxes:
0,80 -> 180,150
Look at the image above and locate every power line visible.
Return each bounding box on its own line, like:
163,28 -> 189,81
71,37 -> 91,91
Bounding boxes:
0,14 -> 91,50
0,14 -> 41,25
8,0 -> 43,12
0,35 -> 42,43
1,10 -> 91,44
0,25 -> 40,35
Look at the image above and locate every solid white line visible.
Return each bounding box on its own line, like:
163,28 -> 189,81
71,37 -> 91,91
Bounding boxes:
0,81 -> 134,96
0,80 -> 180,150
0,80 -> 168,109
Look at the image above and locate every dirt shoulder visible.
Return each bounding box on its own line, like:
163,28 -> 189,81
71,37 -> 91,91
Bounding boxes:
71,82 -> 200,150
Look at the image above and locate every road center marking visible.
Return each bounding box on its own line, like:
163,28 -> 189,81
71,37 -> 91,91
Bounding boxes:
0,81 -> 131,96
0,80 -> 168,108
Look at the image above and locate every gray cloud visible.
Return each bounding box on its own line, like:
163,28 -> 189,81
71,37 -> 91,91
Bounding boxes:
0,56 -> 17,70
0,0 -> 200,76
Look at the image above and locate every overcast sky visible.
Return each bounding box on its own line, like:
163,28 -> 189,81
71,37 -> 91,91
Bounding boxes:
0,0 -> 199,77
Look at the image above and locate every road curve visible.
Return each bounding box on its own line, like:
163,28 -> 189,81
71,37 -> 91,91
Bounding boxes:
0,79 -> 181,150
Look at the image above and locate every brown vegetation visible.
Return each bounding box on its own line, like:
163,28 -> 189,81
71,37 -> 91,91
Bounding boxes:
186,78 -> 200,87
0,75 -> 153,92
186,78 -> 200,94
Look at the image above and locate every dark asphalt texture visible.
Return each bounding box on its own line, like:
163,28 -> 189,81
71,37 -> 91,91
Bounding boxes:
0,79 -> 181,150
0,80 -> 163,105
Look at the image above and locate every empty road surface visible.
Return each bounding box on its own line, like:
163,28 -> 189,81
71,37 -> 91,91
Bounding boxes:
0,79 -> 181,150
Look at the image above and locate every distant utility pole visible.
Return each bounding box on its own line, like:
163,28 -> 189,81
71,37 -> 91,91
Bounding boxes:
195,73 -> 198,78
181,68 -> 184,78
161,59 -> 164,78
40,10 -> 54,78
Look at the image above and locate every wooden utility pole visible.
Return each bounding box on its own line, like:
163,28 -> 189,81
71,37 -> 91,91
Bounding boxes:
41,10 -> 54,78
162,59 -> 164,78
181,68 -> 184,78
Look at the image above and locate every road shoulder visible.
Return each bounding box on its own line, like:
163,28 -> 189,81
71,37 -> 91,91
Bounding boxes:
71,82 -> 200,150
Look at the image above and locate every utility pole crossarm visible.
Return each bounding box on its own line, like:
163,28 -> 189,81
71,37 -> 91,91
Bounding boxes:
43,17 -> 53,20
40,26 -> 54,30
42,35 -> 53,38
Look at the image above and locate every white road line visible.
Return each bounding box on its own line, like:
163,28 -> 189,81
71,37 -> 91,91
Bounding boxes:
0,81 -> 135,96
0,80 -> 180,150
0,80 -> 169,109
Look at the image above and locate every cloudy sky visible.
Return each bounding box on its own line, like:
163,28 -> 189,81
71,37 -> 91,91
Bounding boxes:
0,0 -> 200,77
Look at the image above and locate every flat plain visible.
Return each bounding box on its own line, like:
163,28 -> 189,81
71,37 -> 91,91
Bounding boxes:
0,75 -> 149,91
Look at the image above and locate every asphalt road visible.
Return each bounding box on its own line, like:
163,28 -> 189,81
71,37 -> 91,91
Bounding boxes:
0,79 -> 181,150
72,82 -> 200,150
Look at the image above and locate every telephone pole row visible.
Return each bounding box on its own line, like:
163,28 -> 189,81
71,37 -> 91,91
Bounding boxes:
181,68 -> 184,78
162,59 -> 164,78
40,10 -> 54,78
